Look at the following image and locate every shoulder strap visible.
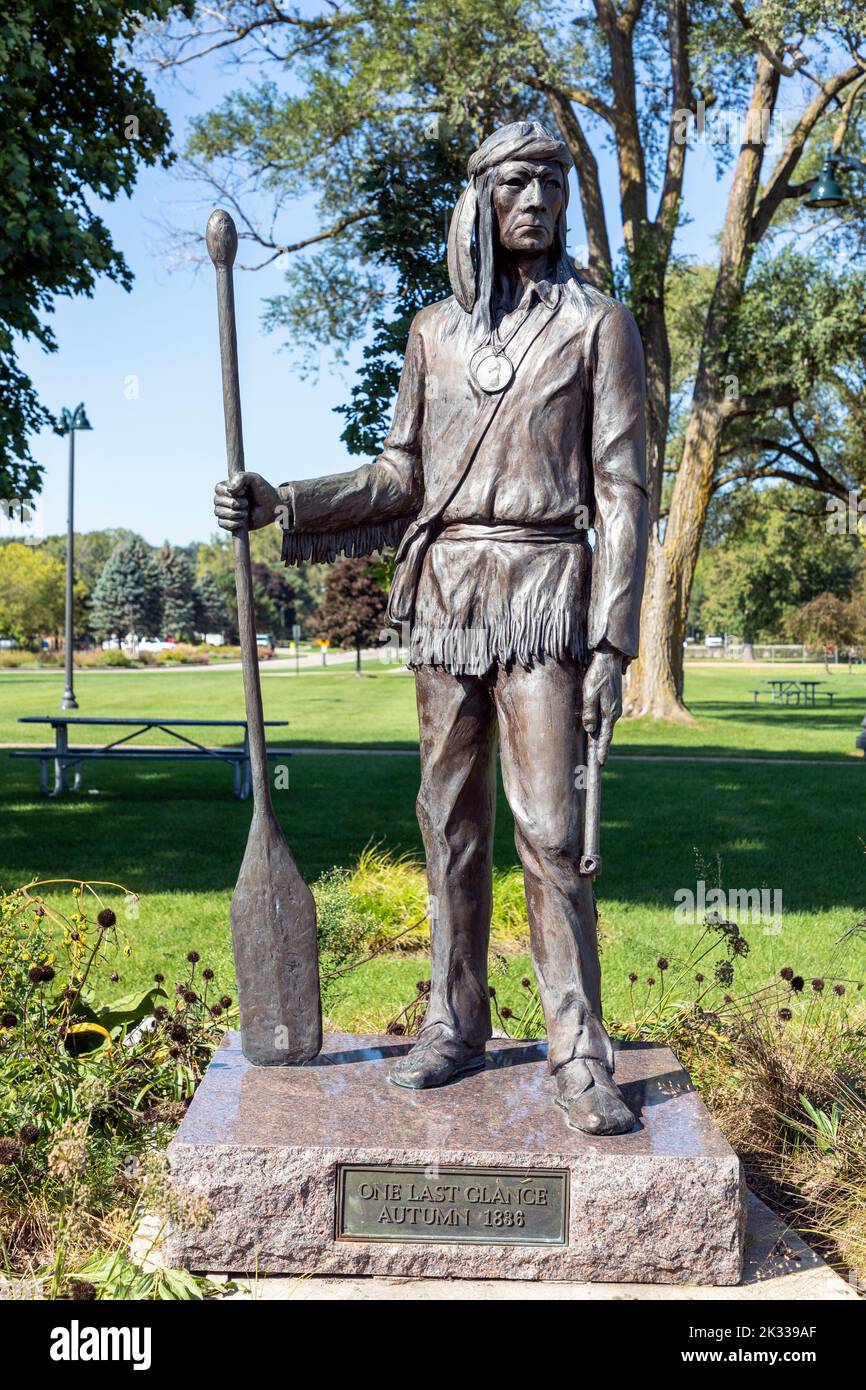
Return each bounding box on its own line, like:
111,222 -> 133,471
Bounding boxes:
422,296 -> 562,529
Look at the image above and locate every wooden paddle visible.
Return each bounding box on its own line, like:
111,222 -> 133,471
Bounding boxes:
206,208 -> 322,1065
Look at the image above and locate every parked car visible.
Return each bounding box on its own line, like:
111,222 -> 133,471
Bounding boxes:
0,637 -> 19,650
256,633 -> 276,652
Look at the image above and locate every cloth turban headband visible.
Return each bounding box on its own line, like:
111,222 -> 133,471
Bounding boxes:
447,121 -> 573,311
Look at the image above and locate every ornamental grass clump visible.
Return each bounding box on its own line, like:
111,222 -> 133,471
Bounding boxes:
0,879 -> 231,1297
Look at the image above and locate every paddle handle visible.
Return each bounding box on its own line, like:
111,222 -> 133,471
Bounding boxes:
206,210 -> 271,811
579,734 -> 602,877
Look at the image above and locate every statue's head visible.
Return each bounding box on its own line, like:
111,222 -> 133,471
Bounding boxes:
447,120 -> 586,337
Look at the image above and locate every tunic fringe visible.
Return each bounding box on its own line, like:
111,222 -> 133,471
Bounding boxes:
280,516 -> 411,566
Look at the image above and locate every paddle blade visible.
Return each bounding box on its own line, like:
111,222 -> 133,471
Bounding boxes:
230,807 -> 322,1064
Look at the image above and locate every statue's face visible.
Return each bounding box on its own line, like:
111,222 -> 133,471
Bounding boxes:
492,159 -> 564,256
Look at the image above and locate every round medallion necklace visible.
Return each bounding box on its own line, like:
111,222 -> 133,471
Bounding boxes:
469,303 -> 531,394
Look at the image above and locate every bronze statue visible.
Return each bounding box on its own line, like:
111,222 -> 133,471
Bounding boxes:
214,120 -> 649,1135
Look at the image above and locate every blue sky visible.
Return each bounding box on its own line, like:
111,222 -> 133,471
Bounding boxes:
14,46 -> 749,548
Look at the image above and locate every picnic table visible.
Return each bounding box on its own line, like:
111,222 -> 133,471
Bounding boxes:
751,679 -> 834,707
11,716 -> 291,800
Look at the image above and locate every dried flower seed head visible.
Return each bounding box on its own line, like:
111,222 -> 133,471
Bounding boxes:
833,983 -> 846,997
500,1006 -> 513,1019
19,1124 -> 38,1145
811,977 -> 825,992
219,996 -> 232,1009
183,990 -> 197,1005
97,908 -> 116,929
521,977 -> 531,988
695,973 -> 705,984
628,972 -> 638,984
186,951 -> 200,964
0,1138 -> 23,1164
1,1012 -> 17,1029
778,1007 -> 792,1022
790,976 -> 805,993
202,968 -> 214,981
657,957 -> 669,971
168,1044 -> 181,1058
780,966 -> 794,981
154,973 -> 164,984
110,972 -> 119,983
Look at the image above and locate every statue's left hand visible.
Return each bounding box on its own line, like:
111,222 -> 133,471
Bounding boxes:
582,646 -> 623,765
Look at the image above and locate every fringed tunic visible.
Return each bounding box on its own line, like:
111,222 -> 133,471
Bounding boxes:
279,279 -> 648,677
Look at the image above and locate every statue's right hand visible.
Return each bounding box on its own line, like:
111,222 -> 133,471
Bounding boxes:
214,472 -> 279,533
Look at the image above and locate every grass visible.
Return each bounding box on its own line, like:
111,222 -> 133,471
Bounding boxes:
1,658 -> 863,1030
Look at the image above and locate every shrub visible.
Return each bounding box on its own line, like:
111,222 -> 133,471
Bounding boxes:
0,879 -> 231,1296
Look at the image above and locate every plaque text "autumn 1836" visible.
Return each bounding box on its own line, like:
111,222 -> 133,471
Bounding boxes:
336,1165 -> 569,1245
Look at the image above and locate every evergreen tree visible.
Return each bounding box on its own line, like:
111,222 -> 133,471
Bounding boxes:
315,558 -> 387,673
90,537 -> 162,639
157,545 -> 197,638
193,569 -> 229,636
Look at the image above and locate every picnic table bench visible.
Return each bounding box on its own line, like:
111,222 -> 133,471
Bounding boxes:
750,680 -> 836,707
10,717 -> 292,799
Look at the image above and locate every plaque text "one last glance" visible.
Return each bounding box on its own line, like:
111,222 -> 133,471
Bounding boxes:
336,1165 -> 569,1245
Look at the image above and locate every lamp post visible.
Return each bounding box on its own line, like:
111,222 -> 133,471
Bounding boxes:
57,403 -> 92,710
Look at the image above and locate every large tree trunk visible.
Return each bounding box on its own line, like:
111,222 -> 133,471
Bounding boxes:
625,386 -> 725,719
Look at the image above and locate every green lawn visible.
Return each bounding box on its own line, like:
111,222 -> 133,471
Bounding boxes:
1,660 -> 864,1031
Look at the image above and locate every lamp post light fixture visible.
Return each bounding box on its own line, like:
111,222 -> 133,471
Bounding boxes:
804,152 -> 866,211
57,403 -> 92,710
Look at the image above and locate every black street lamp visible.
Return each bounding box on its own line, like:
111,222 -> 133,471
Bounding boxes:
57,403 -> 92,710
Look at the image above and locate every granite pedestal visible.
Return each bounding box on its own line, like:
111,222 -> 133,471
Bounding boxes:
163,1032 -> 746,1284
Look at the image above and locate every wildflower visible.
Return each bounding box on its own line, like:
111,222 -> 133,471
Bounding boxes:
154,1006 -> 169,1021
790,976 -> 805,993
811,978 -> 825,993
28,965 -> 46,984
730,936 -> 750,958
154,973 -> 164,984
521,977 -> 532,989
833,983 -> 846,997
65,1281 -> 97,1301
0,1138 -> 22,1164
500,1006 -> 513,1019
646,977 -> 655,987
488,986 -> 496,999
41,964 -> 55,983
695,973 -> 705,984
110,972 -> 119,983
210,1004 -> 222,1017
168,1044 -> 181,1058
97,908 -> 117,929
656,957 -> 669,972
628,972 -> 638,984
48,1120 -> 88,1181
219,996 -> 232,1010
169,1023 -> 189,1044
186,951 -> 200,964
388,1023 -> 406,1036
19,1124 -> 38,1145
202,968 -> 214,981
183,990 -> 198,1005
778,1008 -> 792,1022
780,966 -> 794,981
714,961 -> 735,987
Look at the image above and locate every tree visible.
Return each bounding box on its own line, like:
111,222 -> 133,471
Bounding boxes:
315,558 -> 387,672
0,542 -> 77,646
785,592 -> 859,650
89,537 -> 163,639
157,545 -> 197,638
155,0 -> 866,718
693,485 -> 860,643
0,1 -> 190,496
193,569 -> 229,636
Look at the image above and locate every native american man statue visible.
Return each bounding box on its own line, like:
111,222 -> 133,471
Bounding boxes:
214,120 -> 649,1135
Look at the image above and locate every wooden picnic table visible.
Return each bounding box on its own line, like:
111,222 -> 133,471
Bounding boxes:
11,716 -> 290,799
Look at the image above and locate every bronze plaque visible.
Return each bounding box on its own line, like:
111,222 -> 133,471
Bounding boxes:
336,1164 -> 569,1245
